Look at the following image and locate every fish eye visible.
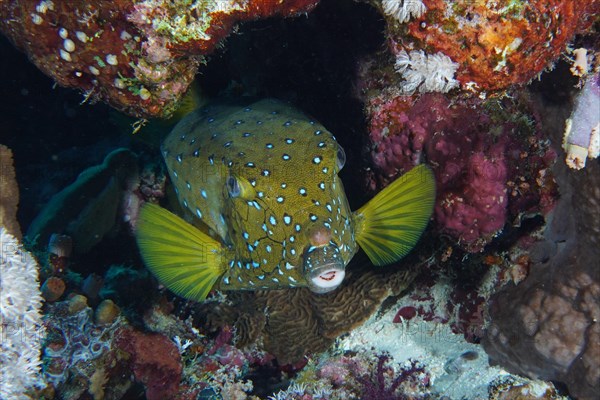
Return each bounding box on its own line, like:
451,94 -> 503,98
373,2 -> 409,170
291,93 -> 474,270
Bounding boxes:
336,145 -> 346,170
226,176 -> 240,197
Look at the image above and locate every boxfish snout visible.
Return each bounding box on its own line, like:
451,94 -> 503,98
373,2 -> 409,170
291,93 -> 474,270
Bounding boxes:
302,237 -> 346,294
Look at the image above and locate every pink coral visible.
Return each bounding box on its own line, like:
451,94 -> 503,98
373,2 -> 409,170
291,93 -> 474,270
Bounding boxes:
116,328 -> 183,400
364,92 -> 556,252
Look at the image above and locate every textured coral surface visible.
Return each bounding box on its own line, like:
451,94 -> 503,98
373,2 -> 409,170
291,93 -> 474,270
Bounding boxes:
116,328 -> 183,400
0,145 -> 21,239
0,0 -> 319,118
362,91 -> 557,251
380,0 -> 600,92
198,259 -> 418,364
484,106 -> 600,399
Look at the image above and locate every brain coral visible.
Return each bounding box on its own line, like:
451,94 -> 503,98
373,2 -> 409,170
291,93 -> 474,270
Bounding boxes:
197,256 -> 419,364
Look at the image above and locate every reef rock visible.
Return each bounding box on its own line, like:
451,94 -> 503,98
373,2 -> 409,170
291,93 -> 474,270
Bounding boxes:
0,0 -> 319,119
0,145 -> 21,239
484,112 -> 600,399
26,148 -> 138,254
369,0 -> 600,93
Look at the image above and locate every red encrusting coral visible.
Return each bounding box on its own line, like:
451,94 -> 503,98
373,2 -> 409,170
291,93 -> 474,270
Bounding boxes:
363,92 -> 557,252
383,0 -> 600,92
0,0 -> 319,119
116,328 -> 183,400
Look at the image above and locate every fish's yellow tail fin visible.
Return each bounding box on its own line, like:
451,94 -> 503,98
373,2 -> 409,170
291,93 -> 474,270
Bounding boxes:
136,203 -> 226,301
354,164 -> 436,266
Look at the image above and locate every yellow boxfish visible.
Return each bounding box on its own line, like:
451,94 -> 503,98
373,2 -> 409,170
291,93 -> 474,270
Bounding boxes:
136,99 -> 435,301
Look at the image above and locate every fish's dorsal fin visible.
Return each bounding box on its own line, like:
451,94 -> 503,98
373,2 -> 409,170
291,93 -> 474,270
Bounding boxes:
136,203 -> 229,301
353,164 -> 436,266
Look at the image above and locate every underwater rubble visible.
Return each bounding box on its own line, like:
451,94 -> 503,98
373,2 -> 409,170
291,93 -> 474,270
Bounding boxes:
1,0 -> 599,399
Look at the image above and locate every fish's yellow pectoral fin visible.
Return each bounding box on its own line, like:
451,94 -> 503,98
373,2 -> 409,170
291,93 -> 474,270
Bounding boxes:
354,164 -> 436,266
135,203 -> 227,301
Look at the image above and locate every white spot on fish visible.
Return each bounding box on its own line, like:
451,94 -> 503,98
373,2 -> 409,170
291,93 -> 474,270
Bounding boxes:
59,49 -> 71,62
63,39 -> 75,52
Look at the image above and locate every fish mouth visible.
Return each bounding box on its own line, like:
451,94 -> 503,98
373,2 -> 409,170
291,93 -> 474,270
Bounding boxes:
303,244 -> 346,294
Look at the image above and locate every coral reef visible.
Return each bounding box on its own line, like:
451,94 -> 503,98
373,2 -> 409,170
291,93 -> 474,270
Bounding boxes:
362,91 -> 557,251
484,106 -> 600,399
370,0 -> 600,93
0,0 -> 320,118
0,227 -> 45,399
5,2 -> 598,399
0,144 -> 22,239
197,260 -> 419,364
43,295 -> 130,399
26,148 -> 138,254
116,328 -> 183,400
